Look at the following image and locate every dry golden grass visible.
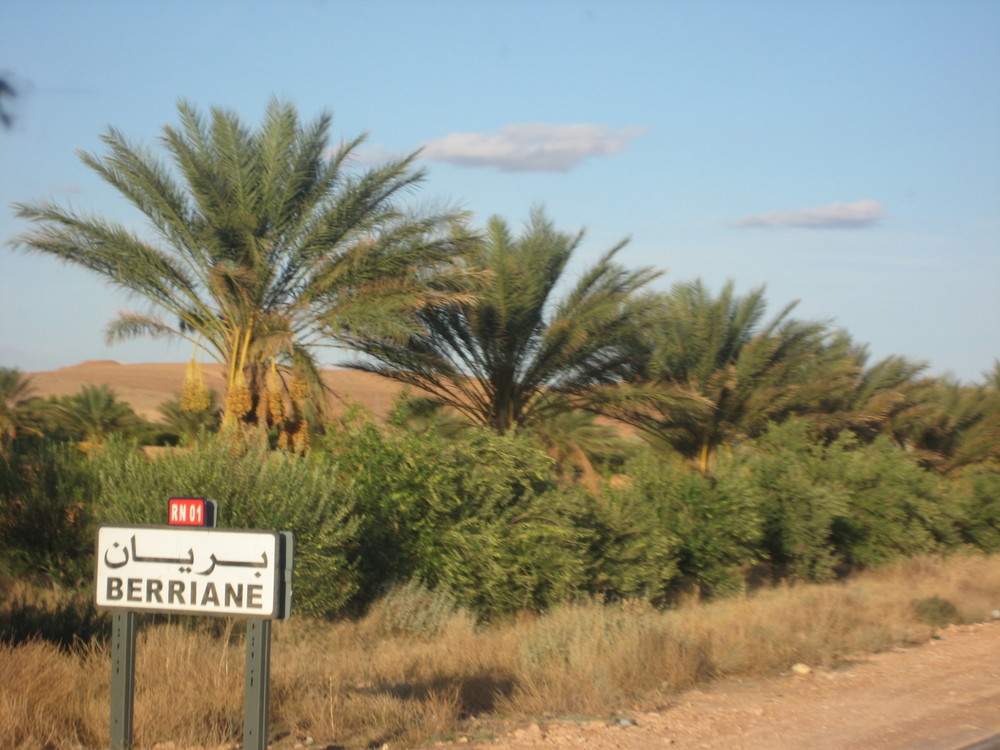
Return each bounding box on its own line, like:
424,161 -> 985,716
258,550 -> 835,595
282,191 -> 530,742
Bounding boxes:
0,639 -> 107,749
131,623 -> 245,747
3,553 -> 1000,749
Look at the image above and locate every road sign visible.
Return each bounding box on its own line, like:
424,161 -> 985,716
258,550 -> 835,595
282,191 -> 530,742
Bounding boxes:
96,525 -> 292,619
167,497 -> 218,527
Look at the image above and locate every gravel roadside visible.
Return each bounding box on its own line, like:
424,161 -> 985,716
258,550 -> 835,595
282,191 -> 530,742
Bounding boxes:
428,622 -> 1000,750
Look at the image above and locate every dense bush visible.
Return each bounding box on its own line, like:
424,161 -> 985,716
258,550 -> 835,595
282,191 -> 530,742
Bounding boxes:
911,594 -> 959,627
570,486 -> 681,601
615,454 -> 762,597
954,467 -> 1000,552
326,419 -> 589,617
87,436 -> 360,615
733,420 -> 962,581
0,439 -> 95,584
2,413 -> 997,622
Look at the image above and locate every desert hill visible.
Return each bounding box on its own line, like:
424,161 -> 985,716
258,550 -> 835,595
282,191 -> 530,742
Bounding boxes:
28,360 -> 409,421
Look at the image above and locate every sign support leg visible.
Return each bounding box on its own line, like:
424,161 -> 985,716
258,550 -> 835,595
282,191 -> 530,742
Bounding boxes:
244,618 -> 271,750
110,610 -> 137,750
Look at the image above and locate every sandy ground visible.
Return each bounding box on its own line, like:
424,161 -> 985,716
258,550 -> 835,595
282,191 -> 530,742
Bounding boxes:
431,623 -> 1000,750
27,360 -> 408,421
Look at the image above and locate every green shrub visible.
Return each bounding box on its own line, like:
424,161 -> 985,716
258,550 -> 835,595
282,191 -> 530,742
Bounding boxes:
735,420 -> 962,581
88,435 -> 361,616
730,428 -> 850,581
326,421 -> 588,618
617,453 -> 761,598
5,407 -> 991,625
954,467 -> 1000,552
570,485 -> 681,601
0,439 -> 95,584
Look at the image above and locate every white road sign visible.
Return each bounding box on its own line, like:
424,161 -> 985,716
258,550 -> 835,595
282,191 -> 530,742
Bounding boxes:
96,525 -> 292,619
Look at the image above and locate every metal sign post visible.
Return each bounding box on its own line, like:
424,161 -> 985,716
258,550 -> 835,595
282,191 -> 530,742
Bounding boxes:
244,619 -> 272,750
109,610 -> 137,750
97,504 -> 292,750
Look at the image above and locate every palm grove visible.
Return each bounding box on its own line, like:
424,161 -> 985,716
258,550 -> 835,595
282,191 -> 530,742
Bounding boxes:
3,102 -> 999,616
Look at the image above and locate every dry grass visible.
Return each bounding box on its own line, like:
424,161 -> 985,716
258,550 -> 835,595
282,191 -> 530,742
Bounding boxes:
3,553 -> 1000,749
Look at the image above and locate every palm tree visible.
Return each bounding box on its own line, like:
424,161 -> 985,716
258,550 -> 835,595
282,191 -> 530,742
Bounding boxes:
803,339 -> 939,446
0,367 -> 38,448
10,99 -> 464,429
158,389 -> 222,442
343,209 -> 663,435
898,376 -> 1000,474
0,75 -> 15,129
386,390 -> 632,493
628,280 -> 836,475
50,384 -> 143,447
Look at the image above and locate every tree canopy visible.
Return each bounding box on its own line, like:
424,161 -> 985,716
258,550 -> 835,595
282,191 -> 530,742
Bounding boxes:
626,280 -> 838,474
343,209 -> 663,435
10,99 -> 465,430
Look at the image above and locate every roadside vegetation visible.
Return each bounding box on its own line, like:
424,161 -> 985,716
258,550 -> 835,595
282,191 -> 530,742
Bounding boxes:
2,100 -> 999,748
2,554 -> 999,749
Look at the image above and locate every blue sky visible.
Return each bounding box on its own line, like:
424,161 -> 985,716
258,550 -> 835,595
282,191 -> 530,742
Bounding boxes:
2,0 -> 998,382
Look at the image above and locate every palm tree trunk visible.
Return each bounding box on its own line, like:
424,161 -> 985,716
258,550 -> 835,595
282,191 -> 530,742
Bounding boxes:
222,326 -> 254,428
698,440 -> 712,476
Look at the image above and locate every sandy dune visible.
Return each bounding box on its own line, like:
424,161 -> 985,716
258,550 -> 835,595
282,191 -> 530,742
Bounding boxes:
27,360 -> 409,421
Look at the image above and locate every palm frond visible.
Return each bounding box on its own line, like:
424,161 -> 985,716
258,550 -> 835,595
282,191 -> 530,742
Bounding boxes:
345,209 -> 660,434
9,100 -> 458,429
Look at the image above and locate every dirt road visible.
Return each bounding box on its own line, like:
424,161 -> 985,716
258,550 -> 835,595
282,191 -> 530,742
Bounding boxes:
435,622 -> 1000,750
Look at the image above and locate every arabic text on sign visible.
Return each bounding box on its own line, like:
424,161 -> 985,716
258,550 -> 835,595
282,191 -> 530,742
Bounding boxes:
103,536 -> 268,576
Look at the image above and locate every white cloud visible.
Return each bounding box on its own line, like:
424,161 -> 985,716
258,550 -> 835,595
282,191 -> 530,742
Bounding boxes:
419,123 -> 648,172
731,199 -> 886,229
